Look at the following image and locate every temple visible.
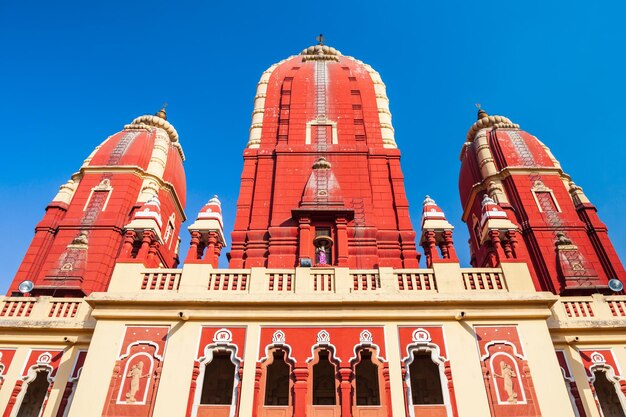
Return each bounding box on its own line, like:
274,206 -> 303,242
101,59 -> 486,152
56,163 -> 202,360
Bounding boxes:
0,41 -> 625,417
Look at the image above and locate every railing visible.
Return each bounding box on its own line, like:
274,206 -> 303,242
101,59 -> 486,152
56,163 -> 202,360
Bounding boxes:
395,271 -> 436,291
351,272 -> 380,291
208,272 -> 249,291
313,271 -> 334,292
0,300 -> 35,317
562,300 -> 594,318
0,297 -> 90,323
608,299 -> 626,317
129,265 -> 520,296
462,269 -> 506,290
141,271 -> 182,291
49,301 -> 81,318
549,295 -> 626,324
267,272 -> 294,292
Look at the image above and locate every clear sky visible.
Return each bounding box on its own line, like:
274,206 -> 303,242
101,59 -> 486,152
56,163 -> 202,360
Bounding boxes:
1,0 -> 624,290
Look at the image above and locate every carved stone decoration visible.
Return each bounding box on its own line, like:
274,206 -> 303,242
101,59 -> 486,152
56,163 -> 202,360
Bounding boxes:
590,352 -> 607,365
102,326 -> 169,417
213,328 -> 233,344
359,330 -> 373,344
37,352 -> 53,365
411,328 -> 432,344
317,330 -> 330,344
475,326 -> 541,416
272,330 -> 286,345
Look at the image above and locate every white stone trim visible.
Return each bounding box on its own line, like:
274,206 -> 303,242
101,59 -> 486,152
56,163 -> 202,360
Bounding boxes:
305,119 -> 338,145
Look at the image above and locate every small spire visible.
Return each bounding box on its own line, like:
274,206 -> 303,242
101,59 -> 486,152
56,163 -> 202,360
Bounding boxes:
423,195 -> 436,207
208,195 -> 221,206
155,102 -> 168,120
316,34 -> 325,45
475,103 -> 488,120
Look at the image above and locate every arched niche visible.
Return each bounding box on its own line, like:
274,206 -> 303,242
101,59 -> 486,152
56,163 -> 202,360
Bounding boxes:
192,346 -> 241,417
13,365 -> 54,417
258,347 -> 295,417
589,364 -> 626,417
307,347 -> 341,417
350,346 -> 390,417
404,345 -> 453,417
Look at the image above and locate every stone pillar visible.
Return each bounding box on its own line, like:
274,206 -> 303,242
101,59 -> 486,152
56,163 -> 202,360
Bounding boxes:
120,230 -> 137,258
137,231 -> 155,259
298,218 -> 312,262
185,231 -> 201,262
338,368 -> 352,417
336,217 -> 349,267
293,367 -> 309,417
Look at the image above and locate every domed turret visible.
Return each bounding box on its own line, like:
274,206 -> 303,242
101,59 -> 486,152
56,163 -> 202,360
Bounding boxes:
9,109 -> 187,296
459,109 -> 625,293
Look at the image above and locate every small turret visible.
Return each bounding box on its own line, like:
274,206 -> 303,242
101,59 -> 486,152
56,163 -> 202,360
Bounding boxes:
185,196 -> 227,267
419,196 -> 457,267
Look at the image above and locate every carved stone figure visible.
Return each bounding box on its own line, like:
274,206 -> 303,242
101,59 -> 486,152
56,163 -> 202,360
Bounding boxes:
495,361 -> 518,403
126,361 -> 147,403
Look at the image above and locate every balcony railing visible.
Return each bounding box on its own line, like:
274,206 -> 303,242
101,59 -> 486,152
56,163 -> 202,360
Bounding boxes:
129,265 -> 513,297
0,297 -> 91,323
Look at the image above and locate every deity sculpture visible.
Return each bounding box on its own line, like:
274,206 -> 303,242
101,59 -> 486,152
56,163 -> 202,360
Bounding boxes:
126,361 -> 148,403
495,361 -> 518,403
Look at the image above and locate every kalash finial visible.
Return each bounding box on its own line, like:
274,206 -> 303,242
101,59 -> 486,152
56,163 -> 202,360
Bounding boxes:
316,33 -> 325,45
155,102 -> 168,120
476,103 -> 488,120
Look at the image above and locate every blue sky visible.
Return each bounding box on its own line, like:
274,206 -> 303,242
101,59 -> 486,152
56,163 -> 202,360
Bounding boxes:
1,0 -> 625,290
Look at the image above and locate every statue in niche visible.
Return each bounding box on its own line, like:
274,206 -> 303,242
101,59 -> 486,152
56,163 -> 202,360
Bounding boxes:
316,243 -> 329,265
494,361 -> 518,403
125,361 -> 148,403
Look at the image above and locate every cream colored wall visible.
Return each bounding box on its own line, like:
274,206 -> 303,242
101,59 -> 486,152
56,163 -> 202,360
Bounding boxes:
444,320 -> 491,416
1,261 -> 625,417
66,320 -> 122,417
520,320 -> 577,417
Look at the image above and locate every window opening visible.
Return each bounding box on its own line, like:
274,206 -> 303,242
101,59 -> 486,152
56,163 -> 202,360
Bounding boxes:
593,370 -> 626,417
313,350 -> 336,405
409,351 -> 444,405
16,370 -> 50,417
200,351 -> 236,405
265,350 -> 290,406
355,350 -> 380,406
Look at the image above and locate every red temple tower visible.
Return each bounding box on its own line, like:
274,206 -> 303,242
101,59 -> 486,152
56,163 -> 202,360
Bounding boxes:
459,107 -> 626,294
228,42 -> 420,269
8,108 -> 186,296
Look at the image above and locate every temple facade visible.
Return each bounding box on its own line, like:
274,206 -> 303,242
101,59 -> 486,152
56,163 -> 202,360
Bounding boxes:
0,42 -> 625,417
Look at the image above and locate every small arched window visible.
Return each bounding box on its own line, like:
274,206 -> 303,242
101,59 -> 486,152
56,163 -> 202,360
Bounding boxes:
265,350 -> 290,406
16,370 -> 50,417
355,349 -> 380,406
313,350 -> 337,405
593,370 -> 626,417
408,351 -> 444,405
200,351 -> 236,405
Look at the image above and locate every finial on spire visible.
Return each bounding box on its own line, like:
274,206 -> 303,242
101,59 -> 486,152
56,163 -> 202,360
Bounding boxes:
316,34 -> 325,45
475,103 -> 488,120
156,102 -> 168,120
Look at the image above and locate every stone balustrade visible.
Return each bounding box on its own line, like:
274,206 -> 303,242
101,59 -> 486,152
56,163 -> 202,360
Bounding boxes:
107,262 -> 526,297
0,296 -> 92,325
549,294 -> 626,326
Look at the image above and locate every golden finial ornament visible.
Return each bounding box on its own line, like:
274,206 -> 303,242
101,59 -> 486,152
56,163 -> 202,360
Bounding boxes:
155,102 -> 168,120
